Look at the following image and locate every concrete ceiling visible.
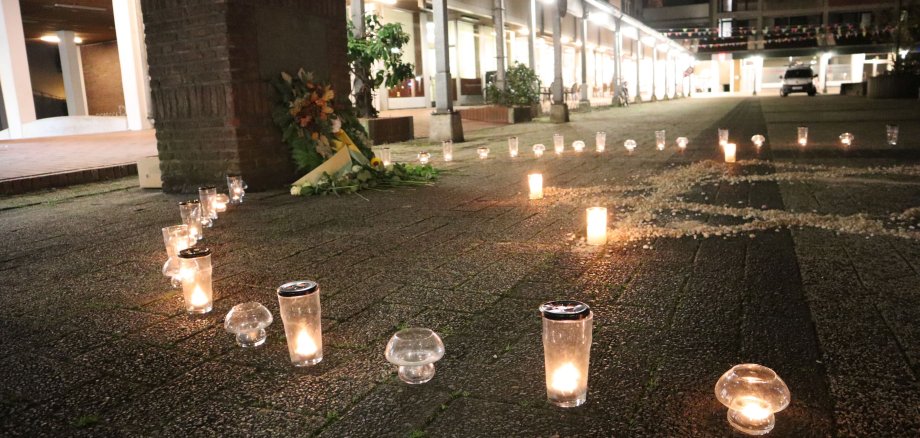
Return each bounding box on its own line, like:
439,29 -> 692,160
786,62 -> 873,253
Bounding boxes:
19,0 -> 116,45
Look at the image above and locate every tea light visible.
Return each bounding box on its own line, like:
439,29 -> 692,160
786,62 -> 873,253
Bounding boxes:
724,142 -> 737,163
418,151 -> 431,164
572,140 -> 586,153
225,302 -> 273,347
277,280 -> 323,366
161,224 -> 192,283
797,126 -> 808,147
751,134 -> 765,148
533,144 -> 546,157
385,328 -> 445,384
226,174 -> 247,205
477,147 -> 490,159
715,364 -> 790,435
528,174 -> 544,200
839,132 -> 854,147
178,200 -> 204,241
553,134 -> 564,155
655,130 -> 666,151
198,186 -> 218,226
585,207 -> 607,245
718,128 -> 729,146
676,137 -> 689,150
178,247 -> 214,314
381,147 -> 392,166
508,137 -> 519,157
595,131 -> 606,152
540,300 -> 592,407
886,124 -> 899,146
442,141 -> 453,162
624,139 -> 637,153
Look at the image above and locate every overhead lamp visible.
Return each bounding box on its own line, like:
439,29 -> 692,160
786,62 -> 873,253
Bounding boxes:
561,35 -> 571,43
53,3 -> 106,12
39,35 -> 82,44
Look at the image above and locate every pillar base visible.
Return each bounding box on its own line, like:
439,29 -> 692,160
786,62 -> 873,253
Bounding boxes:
429,111 -> 464,142
578,99 -> 591,108
550,103 -> 569,123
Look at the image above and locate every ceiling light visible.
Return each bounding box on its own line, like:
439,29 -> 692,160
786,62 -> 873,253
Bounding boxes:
53,3 -> 107,12
39,35 -> 82,44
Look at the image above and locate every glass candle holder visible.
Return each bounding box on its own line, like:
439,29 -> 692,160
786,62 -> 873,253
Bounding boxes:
277,280 -> 323,366
381,147 -> 392,166
624,139 -> 637,153
718,128 -> 729,146
572,140 -> 586,153
385,328 -> 445,384
179,200 -> 204,241
724,143 -> 737,163
655,130 -> 666,151
198,186 -> 218,225
553,134 -> 564,155
477,147 -> 489,159
839,132 -> 854,147
797,126 -> 808,147
212,194 -> 230,213
225,302 -> 273,348
540,300 -> 592,408
226,174 -> 247,205
676,137 -> 689,150
442,140 -> 453,162
162,224 -> 192,284
886,124 -> 898,146
586,207 -> 607,245
508,136 -> 519,158
178,247 -> 213,314
533,143 -> 546,157
751,134 -> 765,148
418,151 -> 431,164
595,131 -> 606,152
715,364 -> 790,436
528,174 -> 543,200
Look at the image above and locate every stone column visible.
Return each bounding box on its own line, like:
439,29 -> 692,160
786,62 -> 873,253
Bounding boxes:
578,13 -> 590,106
56,31 -> 88,116
113,0 -> 152,131
493,0 -> 506,90
550,1 -> 569,123
528,0 -> 537,70
612,18 -> 623,105
819,52 -> 830,94
351,0 -> 365,37
0,0 -> 36,138
651,45 -> 658,101
430,0 -> 463,141
634,37 -> 642,103
663,50 -> 671,100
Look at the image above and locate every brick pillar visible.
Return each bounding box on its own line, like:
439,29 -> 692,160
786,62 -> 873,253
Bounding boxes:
142,0 -> 348,193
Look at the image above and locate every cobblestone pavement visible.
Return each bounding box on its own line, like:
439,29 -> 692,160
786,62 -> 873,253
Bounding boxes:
1,96 -> 919,437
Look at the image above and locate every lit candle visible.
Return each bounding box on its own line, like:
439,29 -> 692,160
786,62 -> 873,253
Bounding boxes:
839,132 -> 853,147
161,224 -> 192,284
724,142 -> 737,163
797,126 -> 808,147
381,147 -> 392,166
572,140 -> 585,153
586,207 -> 607,245
418,151 -> 431,164
541,300 -> 592,408
595,131 -> 606,152
533,144 -> 546,157
178,247 -> 214,314
226,174 -> 247,205
553,134 -> 564,155
624,139 -> 637,153
751,134 -> 765,148
277,280 -> 324,366
528,174 -> 543,200
477,147 -> 490,159
212,194 -> 229,213
442,141 -> 453,162
718,128 -> 729,147
715,363 -> 791,435
886,124 -> 899,146
198,186 -> 218,225
178,200 -> 203,241
676,137 -> 689,150
655,130 -> 666,151
508,136 -> 519,157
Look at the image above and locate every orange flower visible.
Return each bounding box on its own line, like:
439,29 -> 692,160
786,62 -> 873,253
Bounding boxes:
311,132 -> 319,140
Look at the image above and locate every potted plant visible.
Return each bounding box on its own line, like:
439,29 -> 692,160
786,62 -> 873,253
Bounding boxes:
868,4 -> 920,98
477,63 -> 541,124
347,14 -> 416,143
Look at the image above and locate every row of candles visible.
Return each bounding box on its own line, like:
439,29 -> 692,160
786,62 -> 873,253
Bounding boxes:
156,138 -> 799,435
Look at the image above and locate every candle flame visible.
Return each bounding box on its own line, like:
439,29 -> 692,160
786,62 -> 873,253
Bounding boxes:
551,363 -> 580,395
739,399 -> 771,421
189,285 -> 209,307
294,329 -> 318,357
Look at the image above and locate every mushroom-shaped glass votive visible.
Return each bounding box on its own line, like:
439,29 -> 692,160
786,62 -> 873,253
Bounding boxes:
676,137 -> 689,150
553,134 -> 564,155
225,302 -> 273,347
442,141 -> 453,162
839,132 -> 854,147
227,174 -> 247,205
624,139 -> 637,153
508,136 -> 519,157
596,131 -> 606,152
477,147 -> 490,159
751,134 -> 765,148
385,327 -> 445,384
418,151 -> 431,164
572,140 -> 586,153
715,363 -> 790,436
533,143 -> 546,157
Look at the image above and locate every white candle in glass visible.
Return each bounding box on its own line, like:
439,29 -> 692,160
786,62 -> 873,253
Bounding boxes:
541,301 -> 592,408
797,126 -> 808,147
442,141 -> 453,162
655,130 -> 666,151
586,207 -> 607,245
508,137 -> 519,157
724,142 -> 737,163
718,128 -> 729,147
528,174 -> 543,200
553,134 -> 564,155
595,131 -> 606,152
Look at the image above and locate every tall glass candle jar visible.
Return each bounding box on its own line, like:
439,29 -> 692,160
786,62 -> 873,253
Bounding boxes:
179,200 -> 204,241
277,280 -> 324,367
162,224 -> 192,282
442,141 -> 453,162
226,174 -> 247,205
655,130 -> 666,151
553,134 -> 564,155
178,247 -> 213,314
381,147 -> 392,166
595,131 -> 606,152
797,126 -> 808,147
540,300 -> 592,408
886,124 -> 898,146
508,136 -> 519,157
198,186 -> 218,225
718,128 -> 729,147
